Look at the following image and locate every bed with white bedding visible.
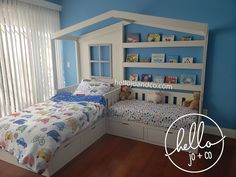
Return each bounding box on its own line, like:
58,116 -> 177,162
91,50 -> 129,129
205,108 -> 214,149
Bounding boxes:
0,93 -> 105,174
0,79 -> 120,176
109,100 -> 197,130
106,88 -> 199,152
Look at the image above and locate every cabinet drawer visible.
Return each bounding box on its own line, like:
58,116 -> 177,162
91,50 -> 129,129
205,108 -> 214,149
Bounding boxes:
81,119 -> 105,150
108,120 -> 144,139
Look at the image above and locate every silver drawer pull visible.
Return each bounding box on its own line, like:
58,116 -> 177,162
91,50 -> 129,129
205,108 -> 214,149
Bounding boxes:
91,126 -> 96,130
122,122 -> 129,125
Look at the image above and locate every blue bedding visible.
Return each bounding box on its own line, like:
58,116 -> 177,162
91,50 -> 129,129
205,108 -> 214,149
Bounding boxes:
50,92 -> 106,106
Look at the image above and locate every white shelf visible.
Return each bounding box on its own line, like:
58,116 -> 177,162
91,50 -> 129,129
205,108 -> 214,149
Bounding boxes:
171,84 -> 201,91
123,80 -> 201,91
122,40 -> 205,48
123,62 -> 203,69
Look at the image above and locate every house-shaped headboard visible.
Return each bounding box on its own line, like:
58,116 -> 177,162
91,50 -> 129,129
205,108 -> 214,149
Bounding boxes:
51,10 -> 208,113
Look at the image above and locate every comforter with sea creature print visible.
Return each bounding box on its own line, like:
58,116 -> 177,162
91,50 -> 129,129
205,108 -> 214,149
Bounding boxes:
0,95 -> 104,174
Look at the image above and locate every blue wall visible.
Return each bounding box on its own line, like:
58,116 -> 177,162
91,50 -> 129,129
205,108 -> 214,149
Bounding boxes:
58,0 -> 236,130
62,40 -> 77,86
47,0 -> 61,4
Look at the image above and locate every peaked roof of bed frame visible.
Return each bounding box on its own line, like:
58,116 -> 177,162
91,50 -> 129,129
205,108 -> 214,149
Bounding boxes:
51,10 -> 208,40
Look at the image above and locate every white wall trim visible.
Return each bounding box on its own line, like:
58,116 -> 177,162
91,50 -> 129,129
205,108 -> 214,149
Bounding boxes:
205,125 -> 236,139
19,0 -> 62,11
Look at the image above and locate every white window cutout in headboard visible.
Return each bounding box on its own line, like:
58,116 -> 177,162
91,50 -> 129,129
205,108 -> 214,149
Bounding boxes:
89,44 -> 112,79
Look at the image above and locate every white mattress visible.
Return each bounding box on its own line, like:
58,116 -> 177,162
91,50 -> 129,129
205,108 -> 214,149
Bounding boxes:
109,100 -> 197,130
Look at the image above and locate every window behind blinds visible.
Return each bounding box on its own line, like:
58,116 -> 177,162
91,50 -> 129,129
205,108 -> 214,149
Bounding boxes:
0,0 -> 63,117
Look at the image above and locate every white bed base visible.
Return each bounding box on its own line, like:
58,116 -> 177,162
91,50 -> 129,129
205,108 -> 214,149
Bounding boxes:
106,88 -> 199,153
0,86 -> 120,177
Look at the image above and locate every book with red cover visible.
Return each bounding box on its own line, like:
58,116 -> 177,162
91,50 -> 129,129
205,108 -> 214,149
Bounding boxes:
164,76 -> 177,84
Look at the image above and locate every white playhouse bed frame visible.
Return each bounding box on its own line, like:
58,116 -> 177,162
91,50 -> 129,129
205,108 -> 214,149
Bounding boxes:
0,10 -> 208,177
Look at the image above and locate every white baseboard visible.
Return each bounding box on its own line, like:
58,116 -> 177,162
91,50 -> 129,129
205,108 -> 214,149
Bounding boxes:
205,125 -> 236,139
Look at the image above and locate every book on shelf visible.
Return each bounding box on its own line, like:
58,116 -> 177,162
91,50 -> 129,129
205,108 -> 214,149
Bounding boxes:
126,53 -> 139,62
151,53 -> 165,63
180,75 -> 196,85
166,55 -> 179,63
162,35 -> 175,42
129,74 -> 138,81
147,33 -> 161,42
153,76 -> 165,83
164,76 -> 177,84
182,57 -> 194,63
127,33 -> 140,43
141,74 -> 152,82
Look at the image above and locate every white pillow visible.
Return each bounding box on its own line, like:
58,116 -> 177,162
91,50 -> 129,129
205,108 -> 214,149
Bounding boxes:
73,79 -> 110,96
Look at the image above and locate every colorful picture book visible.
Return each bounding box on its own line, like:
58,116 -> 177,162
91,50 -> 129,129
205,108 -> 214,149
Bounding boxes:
129,74 -> 138,81
141,74 -> 152,82
154,76 -> 165,83
147,33 -> 161,42
126,53 -> 138,62
182,57 -> 194,63
162,35 -> 175,42
180,75 -> 196,85
166,55 -> 179,63
151,53 -> 165,63
164,76 -> 177,84
127,33 -> 140,43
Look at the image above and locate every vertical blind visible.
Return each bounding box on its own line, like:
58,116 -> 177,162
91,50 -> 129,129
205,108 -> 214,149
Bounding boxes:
0,0 -> 63,117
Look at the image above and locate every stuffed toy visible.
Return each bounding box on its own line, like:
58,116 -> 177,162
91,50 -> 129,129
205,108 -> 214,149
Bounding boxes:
183,92 -> 200,110
119,85 -> 132,100
146,91 -> 163,104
